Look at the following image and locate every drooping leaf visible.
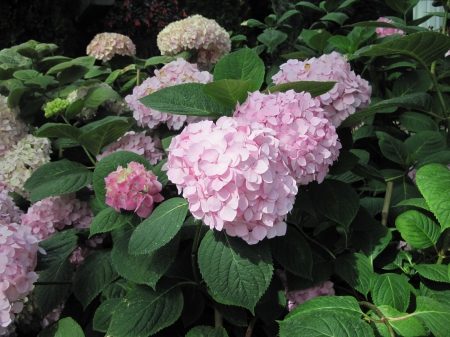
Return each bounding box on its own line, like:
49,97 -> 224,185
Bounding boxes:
395,210 -> 440,249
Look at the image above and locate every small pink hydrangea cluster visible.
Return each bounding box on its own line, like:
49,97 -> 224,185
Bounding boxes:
376,17 -> 405,38
234,90 -> 341,185
105,162 -> 164,218
272,52 -> 372,127
41,301 -> 65,328
87,32 -> 136,62
164,117 -> 298,244
0,182 -> 23,225
21,193 -> 93,242
157,14 -> 231,69
0,224 -> 39,335
125,58 -> 213,130
96,131 -> 165,165
0,95 -> 28,157
276,270 -> 335,311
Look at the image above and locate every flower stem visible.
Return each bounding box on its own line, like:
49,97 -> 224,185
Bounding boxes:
381,181 -> 393,226
359,301 -> 395,337
191,220 -> 203,285
214,308 -> 223,327
245,317 -> 257,337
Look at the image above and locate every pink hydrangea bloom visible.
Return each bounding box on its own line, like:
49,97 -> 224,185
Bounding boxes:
125,58 -> 212,130
0,95 -> 28,157
41,301 -> 64,328
445,50 -> 450,57
234,90 -> 341,185
163,117 -> 298,244
105,162 -> 164,218
277,269 -> 335,311
397,241 -> 411,251
157,14 -> 231,69
0,224 -> 39,334
21,193 -> 94,242
96,131 -> 165,165
0,182 -> 23,226
376,17 -> 405,38
272,52 -> 372,127
87,32 -> 136,62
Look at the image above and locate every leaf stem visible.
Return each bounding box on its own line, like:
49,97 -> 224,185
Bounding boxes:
136,69 -> 141,86
245,317 -> 258,337
381,181 -> 393,226
214,308 -> 223,327
359,301 -> 395,337
437,228 -> 450,264
82,145 -> 97,166
191,220 -> 203,284
299,226 -> 336,259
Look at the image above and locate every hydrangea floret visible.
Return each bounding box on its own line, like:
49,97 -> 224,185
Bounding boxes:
234,90 -> 341,185
105,162 -> 164,218
157,14 -> 231,69
0,182 -> 23,225
0,95 -> 28,156
272,52 -> 372,127
163,117 -> 298,244
125,58 -> 213,130
86,32 -> 136,62
376,17 -> 405,38
43,98 -> 69,118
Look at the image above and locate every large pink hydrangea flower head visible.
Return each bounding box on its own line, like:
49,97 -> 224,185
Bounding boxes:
87,32 -> 136,62
157,14 -> 231,69
163,117 -> 298,244
0,95 -> 28,157
376,17 -> 405,38
125,58 -> 213,130
105,162 -> 164,218
272,52 -> 372,127
234,90 -> 341,185
96,131 -> 165,165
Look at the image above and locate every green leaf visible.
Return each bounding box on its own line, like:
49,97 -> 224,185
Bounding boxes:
335,253 -> 373,296
93,151 -> 152,204
277,9 -> 299,24
57,65 -> 89,86
416,164 -> 450,231
34,123 -> 83,141
84,86 -> 122,108
36,229 -> 80,270
416,150 -> 450,169
328,35 -> 352,52
257,29 -> 288,53
111,228 -> 178,288
107,283 -> 183,337
395,210 -> 440,249
413,264 -> 450,282
202,79 -> 257,109
394,198 -> 430,211
245,19 -> 267,29
186,326 -> 229,337
327,150 -> 360,175
270,226 -> 312,279
73,250 -> 119,309
399,111 -> 439,132
390,183 -> 422,220
13,69 -> 39,81
65,98 -> 85,120
341,93 -> 433,128
24,160 -> 93,203
213,47 -> 265,89
214,302 -> 248,327
376,132 -> 407,166
7,86 -> 27,108
89,207 -> 134,237
353,219 -> 392,262
355,31 -> 450,66
309,179 -> 359,230
144,56 -> 175,67
373,305 -> 426,337
413,296 -> 450,337
25,75 -> 56,90
198,231 -> 273,313
309,30 -> 333,54
386,0 -> 420,14
320,12 -> 349,26
323,0 -> 342,12
295,1 -> 324,12
139,83 -> 229,118
404,131 -> 446,161
262,81 -> 336,97
351,163 -> 386,183
105,69 -> 121,85
93,298 -> 122,332
392,70 -> 432,97
371,273 -> 411,312
54,317 -> 85,337
78,116 -> 134,156
129,198 -> 188,255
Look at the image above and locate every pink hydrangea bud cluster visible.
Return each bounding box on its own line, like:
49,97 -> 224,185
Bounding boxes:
376,17 -> 405,38
0,135 -> 51,198
0,224 -> 39,335
0,95 -> 28,157
69,247 -> 91,269
21,193 -> 93,242
164,117 -> 298,244
105,162 -> 164,218
41,301 -> 64,328
96,131 -> 165,165
276,270 -> 335,311
0,182 -> 23,226
157,14 -> 231,69
125,58 -> 213,130
87,32 -> 136,62
234,90 -> 341,185
272,52 -> 372,127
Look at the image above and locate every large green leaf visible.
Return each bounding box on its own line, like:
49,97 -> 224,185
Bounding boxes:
57,65 -> 89,86
413,264 -> 450,283
89,207 -> 135,237
73,250 -> 119,309
198,231 -> 273,313
413,296 -> 450,337
262,81 -> 336,97
395,210 -> 440,249
93,298 -> 122,333
335,253 -> 373,297
128,198 -> 188,255
36,229 -> 80,270
416,164 -> 450,231
186,326 -> 229,337
352,219 -> 392,263
257,29 -> 288,53
84,86 -> 122,108
399,111 -> 439,132
34,123 -> 83,141
376,131 -> 408,166
320,12 -> 348,26
392,70 -> 432,97
53,317 -> 85,337
107,283 -> 183,337
202,79 -> 257,109
139,83 -> 230,117
213,47 -> 265,89
371,273 -> 411,312
404,131 -> 446,161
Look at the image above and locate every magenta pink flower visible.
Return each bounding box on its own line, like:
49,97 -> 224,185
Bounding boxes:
163,117 -> 298,244
125,58 -> 213,130
87,32 -> 136,62
376,18 -> 405,38
272,52 -> 372,127
105,162 -> 164,218
234,90 -> 341,185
